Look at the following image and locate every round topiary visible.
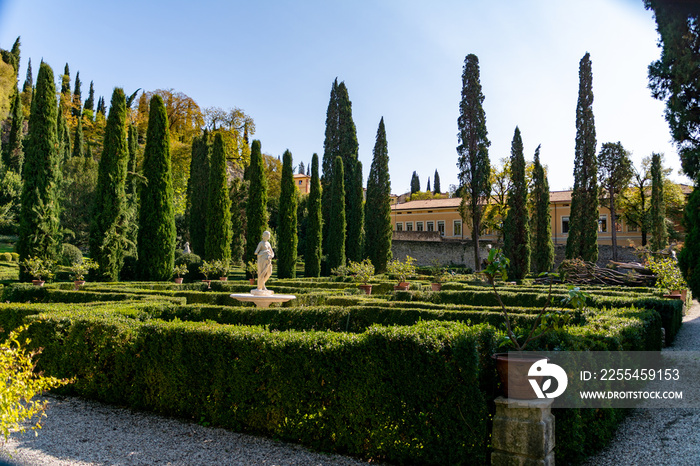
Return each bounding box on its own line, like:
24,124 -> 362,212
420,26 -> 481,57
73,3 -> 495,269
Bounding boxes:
61,243 -> 83,266
1,252 -> 12,262
175,253 -> 202,280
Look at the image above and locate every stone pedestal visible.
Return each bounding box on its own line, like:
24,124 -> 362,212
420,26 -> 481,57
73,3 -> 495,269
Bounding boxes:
491,397 -> 555,466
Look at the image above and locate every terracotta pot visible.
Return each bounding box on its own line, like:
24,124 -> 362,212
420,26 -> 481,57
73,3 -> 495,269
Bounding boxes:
431,283 -> 442,291
219,277 -> 228,281
664,291 -> 682,300
394,282 -> 410,291
358,284 -> 372,295
249,278 -> 255,285
174,277 -> 184,284
74,280 -> 85,290
32,280 -> 45,287
492,353 -> 548,400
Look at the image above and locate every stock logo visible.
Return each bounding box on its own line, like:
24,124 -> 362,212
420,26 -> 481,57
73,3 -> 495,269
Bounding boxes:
528,359 -> 568,399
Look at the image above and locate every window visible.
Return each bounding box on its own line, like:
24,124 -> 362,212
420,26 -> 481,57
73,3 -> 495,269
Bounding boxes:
614,215 -> 622,232
599,215 -> 607,233
453,220 -> 462,236
396,223 -> 403,232
298,180 -> 302,185
562,216 -> 570,234
416,222 -> 424,232
427,221 -> 434,232
437,221 -> 445,236
406,222 -> 413,232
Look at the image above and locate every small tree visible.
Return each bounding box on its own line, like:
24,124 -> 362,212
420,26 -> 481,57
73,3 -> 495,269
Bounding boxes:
502,126 -> 530,280
364,118 -> 392,273
531,145 -> 554,273
649,152 -> 668,251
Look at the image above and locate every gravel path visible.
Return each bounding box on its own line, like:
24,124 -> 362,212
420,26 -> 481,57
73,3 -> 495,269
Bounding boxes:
584,299 -> 700,466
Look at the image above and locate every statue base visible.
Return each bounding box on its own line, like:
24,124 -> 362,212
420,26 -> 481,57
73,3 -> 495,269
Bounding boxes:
250,289 -> 274,296
230,292 -> 296,308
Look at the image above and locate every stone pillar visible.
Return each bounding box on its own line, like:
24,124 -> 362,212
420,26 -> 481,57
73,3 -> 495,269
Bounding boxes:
491,397 -> 555,466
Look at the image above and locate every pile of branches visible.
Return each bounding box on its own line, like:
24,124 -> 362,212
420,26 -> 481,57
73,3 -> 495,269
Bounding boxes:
535,259 -> 656,287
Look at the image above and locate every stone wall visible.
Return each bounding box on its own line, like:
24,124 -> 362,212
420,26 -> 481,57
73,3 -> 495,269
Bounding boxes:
553,244 -> 645,268
391,238 -> 494,270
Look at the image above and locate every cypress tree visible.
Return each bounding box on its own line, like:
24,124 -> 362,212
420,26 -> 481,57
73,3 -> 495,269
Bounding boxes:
89,88 -> 129,281
598,142 -> 633,260
9,37 -> 20,77
321,79 -> 340,252
71,71 -> 81,118
187,131 -> 211,257
531,145 -> 554,274
71,116 -> 85,158
96,96 -> 106,116
137,94 -> 176,280
457,53 -> 491,271
230,177 -> 245,264
328,156 -> 346,271
365,117 -> 392,273
21,58 -> 32,115
277,149 -> 298,278
17,61 -> 61,273
59,64 -> 70,117
433,170 -> 441,194
566,52 -> 599,262
678,187 -> 700,299
84,81 -> 95,116
649,152 -> 668,251
57,104 -> 71,163
346,159 -> 364,262
125,123 -> 140,255
245,139 -> 268,268
204,133 -> 232,261
426,178 -> 431,193
503,127 -> 530,280
3,91 -> 23,173
305,153 -> 322,277
410,171 -> 420,194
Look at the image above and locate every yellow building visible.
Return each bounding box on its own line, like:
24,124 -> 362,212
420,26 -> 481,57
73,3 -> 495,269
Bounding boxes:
293,174 -> 311,194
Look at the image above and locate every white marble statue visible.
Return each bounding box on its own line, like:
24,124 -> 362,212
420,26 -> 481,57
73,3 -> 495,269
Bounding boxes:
253,231 -> 274,293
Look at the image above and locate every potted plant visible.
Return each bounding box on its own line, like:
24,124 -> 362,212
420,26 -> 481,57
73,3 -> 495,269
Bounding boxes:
387,255 -> 416,290
430,263 -> 450,291
646,255 -> 688,302
199,260 -> 217,289
246,259 -> 258,285
173,263 -> 189,284
347,259 -> 375,295
214,259 -> 230,281
69,258 -> 98,290
483,248 -> 586,399
21,256 -> 55,286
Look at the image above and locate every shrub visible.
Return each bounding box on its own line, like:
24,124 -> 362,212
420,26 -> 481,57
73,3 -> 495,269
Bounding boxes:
1,252 -> 12,262
60,243 -> 83,266
175,253 -> 202,280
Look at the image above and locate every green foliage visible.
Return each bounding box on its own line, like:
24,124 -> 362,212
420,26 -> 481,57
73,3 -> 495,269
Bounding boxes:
327,157 -> 346,272
410,171 -> 420,194
69,258 -> 98,281
3,91 -> 23,173
204,133 -> 232,261
304,154 -> 322,278
229,177 -> 245,264
199,260 -> 217,280
457,53 -> 491,271
187,132 -> 211,257
566,52 -> 599,263
365,118 -> 392,274
347,258 -> 375,285
433,169 -> 441,194
137,94 -> 176,281
20,255 -> 54,281
60,243 -> 83,266
173,263 -> 189,278
503,127 -> 530,279
277,150 -> 298,278
387,255 -> 416,284
72,116 -> 85,158
346,159 -> 364,263
90,88 -> 129,281
245,140 -> 268,268
531,146 -> 554,273
245,259 -> 258,279
60,155 -> 98,249
598,141 -> 632,260
678,187 -> 700,299
646,255 -> 687,293
175,253 -> 202,280
649,152 -> 668,251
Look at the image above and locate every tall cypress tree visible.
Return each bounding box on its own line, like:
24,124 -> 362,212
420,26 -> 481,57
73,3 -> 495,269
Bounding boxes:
89,88 -> 129,281
566,52 -> 599,262
125,123 -> 140,255
3,91 -> 23,173
60,63 -> 70,116
137,94 -> 176,280
328,156 -> 346,271
187,131 -> 211,257
20,58 -> 32,116
229,177 -> 245,264
649,152 -> 668,251
410,171 -> 420,194
17,61 -> 61,274
365,117 -> 392,273
457,53 -> 491,271
433,169 -> 441,194
305,153 -> 322,277
71,71 -> 81,118
56,103 -> 71,163
245,139 -> 268,268
531,145 -> 554,274
204,133 -> 232,261
71,116 -> 85,158
503,127 -> 530,280
84,81 -> 95,116
426,178 -> 431,192
346,159 -> 364,262
277,149 -> 298,278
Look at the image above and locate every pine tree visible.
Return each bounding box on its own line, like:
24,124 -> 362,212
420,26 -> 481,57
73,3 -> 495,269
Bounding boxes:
17,61 -> 61,274
137,94 -> 176,280
503,127 -> 530,280
433,170 -> 441,194
204,133 -> 232,261
229,177 -> 245,264
346,159 -> 365,262
3,91 -> 23,172
650,152 -> 668,251
410,171 -> 420,194
305,153 -> 322,277
71,116 -> 84,158
457,54 -> 491,271
277,149 -> 298,278
71,71 -> 81,118
84,81 -> 95,116
566,52 -> 599,262
678,187 -> 700,298
245,139 -> 268,268
531,145 -> 554,273
365,117 -> 392,273
89,88 -> 129,281
598,141 -> 633,260
328,156 -> 346,271
187,131 -> 210,257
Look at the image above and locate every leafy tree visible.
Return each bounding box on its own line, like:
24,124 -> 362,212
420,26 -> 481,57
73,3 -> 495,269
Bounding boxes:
245,140 -> 268,269
620,158 -> 652,246
503,127 -> 530,279
346,159 -> 364,262
457,54 -> 491,271
140,89 -> 204,144
531,145 -> 554,273
678,187 -> 700,298
566,52 -> 599,262
482,158 -> 510,243
328,156 -> 346,271
650,152 -> 668,251
305,153 -> 322,277
17,61 -> 62,274
137,94 -> 176,280
202,105 -> 254,169
277,149 -> 298,278
204,133 -> 232,261
3,91 -> 23,173
89,88 -> 129,281
598,141 -> 633,260
0,59 -> 13,121
71,116 -> 85,158
187,131 -> 210,257
433,169 -> 441,194
364,117 -> 392,274
410,171 -> 420,194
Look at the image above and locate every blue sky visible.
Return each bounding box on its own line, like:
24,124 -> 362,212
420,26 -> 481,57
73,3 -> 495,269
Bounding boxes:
0,0 -> 690,193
